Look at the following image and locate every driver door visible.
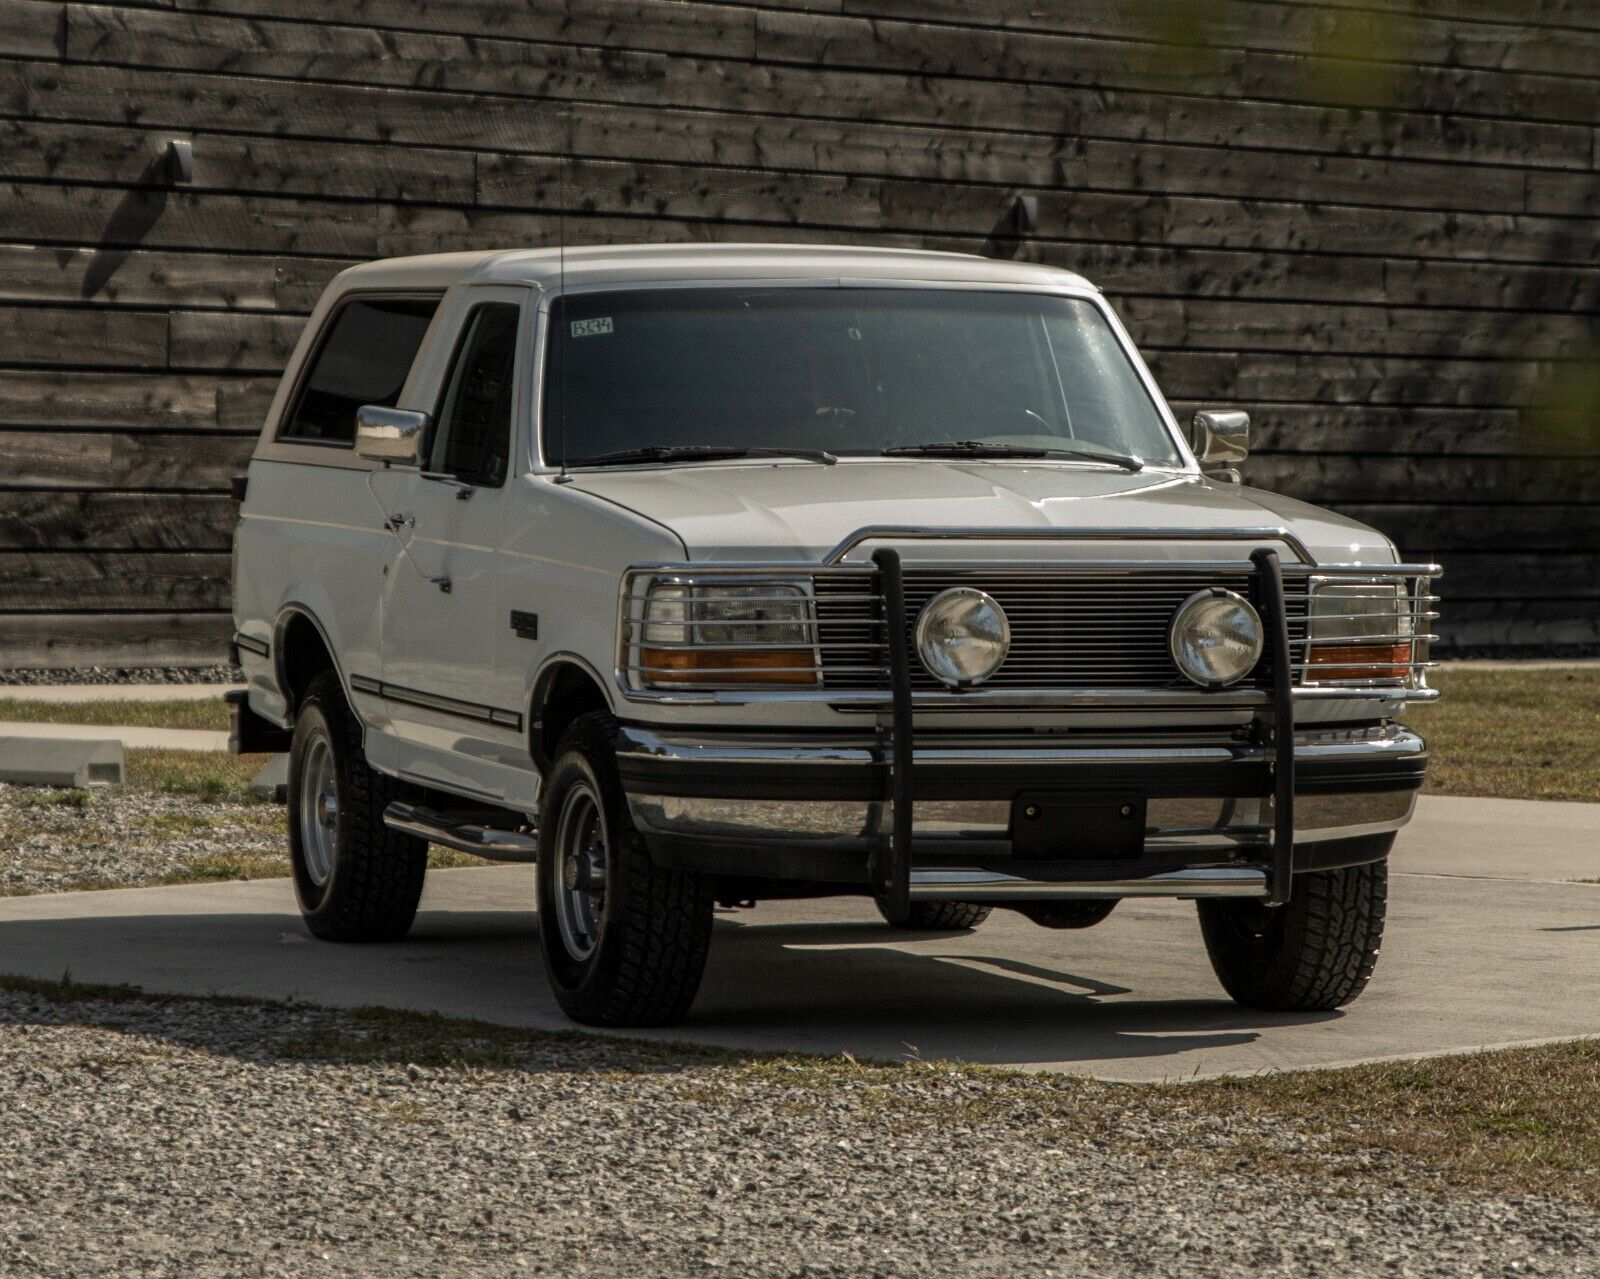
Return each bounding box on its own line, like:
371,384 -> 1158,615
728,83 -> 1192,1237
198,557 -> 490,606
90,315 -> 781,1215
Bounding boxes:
369,287 -> 532,803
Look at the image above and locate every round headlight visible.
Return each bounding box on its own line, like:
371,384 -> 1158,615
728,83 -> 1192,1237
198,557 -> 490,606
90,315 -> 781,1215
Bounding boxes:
915,588 -> 1010,688
1169,589 -> 1264,689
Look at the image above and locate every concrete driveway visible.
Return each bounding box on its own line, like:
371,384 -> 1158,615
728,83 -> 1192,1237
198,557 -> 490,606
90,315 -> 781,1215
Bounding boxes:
0,795 -> 1594,1081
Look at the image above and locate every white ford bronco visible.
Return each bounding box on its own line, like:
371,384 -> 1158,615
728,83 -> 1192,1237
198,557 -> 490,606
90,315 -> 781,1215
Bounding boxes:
230,244 -> 1438,1027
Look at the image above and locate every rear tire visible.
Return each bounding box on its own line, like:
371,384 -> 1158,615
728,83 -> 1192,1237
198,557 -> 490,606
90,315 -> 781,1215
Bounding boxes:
881,901 -> 992,931
1017,899 -> 1117,930
1197,861 -> 1388,1011
287,672 -> 428,942
537,711 -> 713,1027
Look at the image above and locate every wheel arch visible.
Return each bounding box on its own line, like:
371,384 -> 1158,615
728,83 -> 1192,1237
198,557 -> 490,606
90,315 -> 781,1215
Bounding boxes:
528,653 -> 614,774
272,603 -> 347,720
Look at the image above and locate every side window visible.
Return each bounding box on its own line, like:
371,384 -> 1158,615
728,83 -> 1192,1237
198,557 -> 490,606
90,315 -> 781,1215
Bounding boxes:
429,302 -> 520,485
279,295 -> 440,445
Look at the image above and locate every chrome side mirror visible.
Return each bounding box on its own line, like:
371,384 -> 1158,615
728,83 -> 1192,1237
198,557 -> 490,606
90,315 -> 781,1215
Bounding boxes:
355,405 -> 429,466
1191,410 -> 1250,472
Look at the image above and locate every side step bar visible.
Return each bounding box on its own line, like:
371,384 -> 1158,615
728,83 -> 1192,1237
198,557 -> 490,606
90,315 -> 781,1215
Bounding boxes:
383,801 -> 539,863
909,865 -> 1269,902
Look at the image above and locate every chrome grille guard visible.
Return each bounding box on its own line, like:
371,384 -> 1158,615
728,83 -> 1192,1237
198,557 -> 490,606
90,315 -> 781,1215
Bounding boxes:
616,526 -> 1440,920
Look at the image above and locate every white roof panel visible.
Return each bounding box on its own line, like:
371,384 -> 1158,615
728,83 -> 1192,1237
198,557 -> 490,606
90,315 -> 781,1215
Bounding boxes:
333,243 -> 1094,292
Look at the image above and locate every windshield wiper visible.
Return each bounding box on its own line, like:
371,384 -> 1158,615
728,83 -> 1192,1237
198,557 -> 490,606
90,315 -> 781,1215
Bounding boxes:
880,440 -> 1143,472
568,445 -> 836,468
1036,446 -> 1144,473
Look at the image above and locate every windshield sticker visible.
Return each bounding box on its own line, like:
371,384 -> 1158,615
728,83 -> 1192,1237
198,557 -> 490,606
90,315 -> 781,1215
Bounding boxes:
570,317 -> 614,338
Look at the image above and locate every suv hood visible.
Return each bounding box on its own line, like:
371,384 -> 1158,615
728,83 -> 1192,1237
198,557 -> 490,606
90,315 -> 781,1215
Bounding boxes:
565,461 -> 1396,565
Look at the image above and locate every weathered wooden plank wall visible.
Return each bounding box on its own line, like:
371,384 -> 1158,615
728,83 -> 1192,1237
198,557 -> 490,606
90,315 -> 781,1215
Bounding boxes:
1,0 -> 1596,663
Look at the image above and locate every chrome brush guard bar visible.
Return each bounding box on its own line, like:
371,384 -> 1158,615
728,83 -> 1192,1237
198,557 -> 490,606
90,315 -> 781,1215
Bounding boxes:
614,526 -> 1440,919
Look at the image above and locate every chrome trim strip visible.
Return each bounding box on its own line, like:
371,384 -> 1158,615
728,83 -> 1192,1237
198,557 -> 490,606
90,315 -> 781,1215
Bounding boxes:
908,866 -> 1269,901
627,685 -> 1279,708
349,674 -> 524,732
616,725 -> 1426,768
616,684 -> 1428,708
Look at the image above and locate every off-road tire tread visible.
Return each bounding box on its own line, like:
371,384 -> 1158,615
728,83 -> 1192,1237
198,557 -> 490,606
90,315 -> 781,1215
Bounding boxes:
1198,860 -> 1387,1012
292,673 -> 427,943
540,711 -> 712,1027
889,901 -> 992,930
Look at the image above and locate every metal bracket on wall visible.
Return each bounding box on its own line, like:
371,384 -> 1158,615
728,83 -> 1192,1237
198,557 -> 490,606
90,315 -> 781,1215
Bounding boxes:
166,138 -> 194,184
982,194 -> 1038,259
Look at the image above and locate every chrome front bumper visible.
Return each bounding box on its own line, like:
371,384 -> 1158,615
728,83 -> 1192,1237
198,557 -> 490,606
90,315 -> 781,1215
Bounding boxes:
617,722 -> 1425,900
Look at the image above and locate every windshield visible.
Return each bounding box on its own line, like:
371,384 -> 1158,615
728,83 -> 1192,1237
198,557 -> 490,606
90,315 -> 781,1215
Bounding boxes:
542,287 -> 1185,468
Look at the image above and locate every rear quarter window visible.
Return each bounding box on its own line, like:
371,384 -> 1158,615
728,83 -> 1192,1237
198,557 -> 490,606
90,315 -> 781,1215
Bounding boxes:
278,295 -> 440,445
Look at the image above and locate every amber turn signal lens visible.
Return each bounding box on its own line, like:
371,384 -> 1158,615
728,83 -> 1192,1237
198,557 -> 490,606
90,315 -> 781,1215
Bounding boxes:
1307,643 -> 1411,681
640,647 -> 817,686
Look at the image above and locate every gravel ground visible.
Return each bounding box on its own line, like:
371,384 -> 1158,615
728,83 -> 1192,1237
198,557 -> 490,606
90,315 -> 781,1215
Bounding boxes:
0,784 -> 282,895
0,990 -> 1594,1279
0,665 -> 243,686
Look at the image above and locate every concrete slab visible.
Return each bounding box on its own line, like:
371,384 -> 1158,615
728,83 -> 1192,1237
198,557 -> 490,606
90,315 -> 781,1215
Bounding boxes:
249,753 -> 289,801
0,721 -> 228,753
0,796 -> 1594,1081
0,736 -> 123,787
1406,795 -> 1599,883
0,684 -> 243,703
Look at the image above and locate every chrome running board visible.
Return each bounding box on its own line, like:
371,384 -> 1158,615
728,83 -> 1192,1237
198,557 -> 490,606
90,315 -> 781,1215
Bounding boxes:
383,802 -> 539,863
908,865 -> 1268,901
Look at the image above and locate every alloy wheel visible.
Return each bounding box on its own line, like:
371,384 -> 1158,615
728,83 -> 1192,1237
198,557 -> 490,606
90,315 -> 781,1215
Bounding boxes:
552,781 -> 609,961
297,735 -> 339,887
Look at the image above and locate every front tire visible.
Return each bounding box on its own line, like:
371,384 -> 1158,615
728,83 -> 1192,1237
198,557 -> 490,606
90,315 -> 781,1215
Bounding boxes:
287,672 -> 428,942
1197,861 -> 1388,1011
881,901 -> 992,931
537,711 -> 713,1027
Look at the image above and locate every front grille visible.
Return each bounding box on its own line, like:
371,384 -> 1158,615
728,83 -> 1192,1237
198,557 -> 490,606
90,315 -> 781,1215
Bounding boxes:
816,569 -> 1309,691
619,560 -> 1435,699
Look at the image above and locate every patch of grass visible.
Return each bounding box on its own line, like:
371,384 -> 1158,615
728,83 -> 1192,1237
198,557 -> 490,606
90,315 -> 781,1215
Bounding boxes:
9,787 -> 91,810
271,1003 -> 713,1072
1185,1040 -> 1600,1209
1406,667 -> 1600,803
0,697 -> 231,731
124,749 -> 267,803
279,1022 -> 528,1071
426,848 -> 484,871
0,970 -> 266,1010
154,853 -> 293,886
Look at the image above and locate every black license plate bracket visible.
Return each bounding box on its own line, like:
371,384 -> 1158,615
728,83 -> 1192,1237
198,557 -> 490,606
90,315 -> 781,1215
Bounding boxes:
1010,794 -> 1147,860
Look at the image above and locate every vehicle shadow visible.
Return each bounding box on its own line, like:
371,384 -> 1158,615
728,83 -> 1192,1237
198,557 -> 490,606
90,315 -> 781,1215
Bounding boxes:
689,915 -> 1333,1069
0,897 -> 1336,1075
